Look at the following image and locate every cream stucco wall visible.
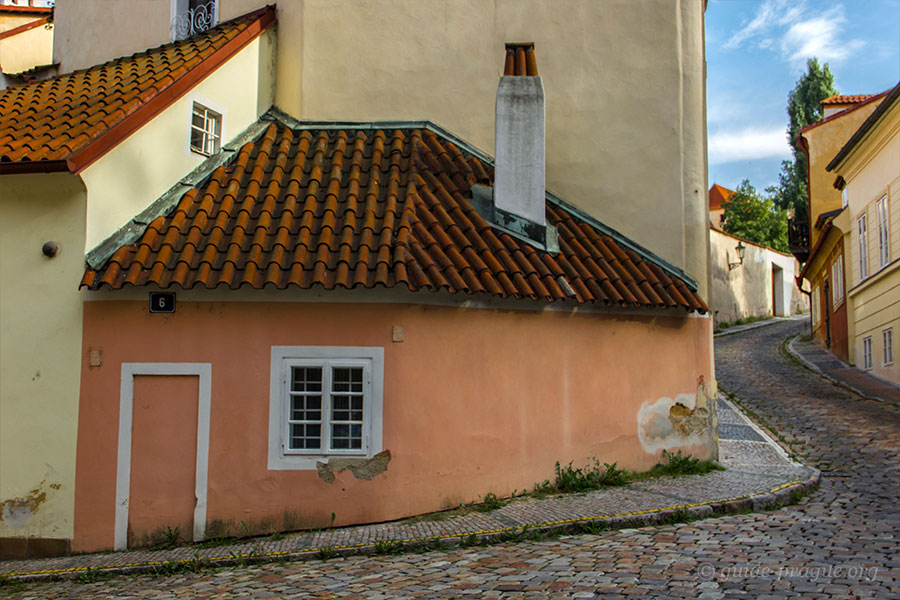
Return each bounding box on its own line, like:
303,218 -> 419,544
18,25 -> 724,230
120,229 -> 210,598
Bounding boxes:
709,227 -> 807,326
0,173 -> 86,543
80,30 -> 276,252
802,102 -> 880,248
0,14 -> 53,74
840,98 -> 900,385
53,0 -> 710,301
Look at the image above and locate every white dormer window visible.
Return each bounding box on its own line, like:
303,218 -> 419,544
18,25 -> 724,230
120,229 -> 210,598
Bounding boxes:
170,0 -> 218,42
190,102 -> 221,156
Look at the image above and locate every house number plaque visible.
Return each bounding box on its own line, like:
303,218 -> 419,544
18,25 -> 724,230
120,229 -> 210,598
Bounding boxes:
149,292 -> 176,314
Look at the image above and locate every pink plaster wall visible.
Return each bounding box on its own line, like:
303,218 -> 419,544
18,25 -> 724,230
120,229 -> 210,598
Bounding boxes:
74,300 -> 711,552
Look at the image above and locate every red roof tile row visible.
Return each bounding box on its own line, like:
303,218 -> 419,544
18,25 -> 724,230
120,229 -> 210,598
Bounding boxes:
820,94 -> 878,105
82,120 -> 706,313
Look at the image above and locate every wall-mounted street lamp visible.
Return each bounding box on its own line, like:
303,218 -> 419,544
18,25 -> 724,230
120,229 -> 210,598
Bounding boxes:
728,241 -> 745,271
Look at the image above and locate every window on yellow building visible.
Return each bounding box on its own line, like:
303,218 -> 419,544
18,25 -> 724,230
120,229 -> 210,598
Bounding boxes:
876,196 -> 890,268
863,336 -> 873,370
831,254 -> 844,307
885,328 -> 894,366
858,214 -> 868,281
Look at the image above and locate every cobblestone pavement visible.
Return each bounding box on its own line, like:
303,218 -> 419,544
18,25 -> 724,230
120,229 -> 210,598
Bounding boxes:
4,320 -> 899,599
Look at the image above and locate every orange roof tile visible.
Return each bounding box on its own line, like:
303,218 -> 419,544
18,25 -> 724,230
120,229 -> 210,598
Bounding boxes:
0,6 -> 274,174
82,116 -> 706,313
820,94 -> 878,106
708,184 -> 734,211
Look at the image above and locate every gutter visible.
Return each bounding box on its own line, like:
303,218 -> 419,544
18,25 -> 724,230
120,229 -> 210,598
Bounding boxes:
0,15 -> 49,41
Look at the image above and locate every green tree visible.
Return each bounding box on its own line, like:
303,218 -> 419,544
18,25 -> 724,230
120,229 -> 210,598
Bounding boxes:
722,180 -> 789,252
769,58 -> 837,224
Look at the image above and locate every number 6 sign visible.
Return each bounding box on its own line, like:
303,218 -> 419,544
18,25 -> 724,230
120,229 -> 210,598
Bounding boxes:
149,292 -> 176,314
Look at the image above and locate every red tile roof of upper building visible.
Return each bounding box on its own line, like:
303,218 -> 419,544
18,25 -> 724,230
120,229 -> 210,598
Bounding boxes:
821,94 -> 878,106
81,114 -> 707,313
708,184 -> 734,211
0,5 -> 274,174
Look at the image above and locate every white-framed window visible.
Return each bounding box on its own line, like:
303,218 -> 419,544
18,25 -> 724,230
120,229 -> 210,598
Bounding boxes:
885,328 -> 894,366
857,213 -> 869,281
190,102 -> 222,156
876,195 -> 890,268
268,346 -> 384,470
170,0 -> 219,42
811,284 -> 820,325
863,336 -> 873,370
842,187 -> 849,209
831,254 -> 844,307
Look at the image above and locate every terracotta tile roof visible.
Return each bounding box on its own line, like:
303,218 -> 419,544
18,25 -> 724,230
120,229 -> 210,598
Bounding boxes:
821,94 -> 878,105
708,184 -> 734,211
81,116 -> 706,313
503,43 -> 539,76
0,6 -> 274,174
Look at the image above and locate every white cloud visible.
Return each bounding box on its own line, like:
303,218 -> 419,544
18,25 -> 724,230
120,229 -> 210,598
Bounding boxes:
708,127 -> 791,165
780,7 -> 865,67
722,0 -> 865,67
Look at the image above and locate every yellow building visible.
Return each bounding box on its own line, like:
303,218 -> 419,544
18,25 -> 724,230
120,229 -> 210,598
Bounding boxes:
0,1 -> 53,77
828,84 -> 900,386
796,93 -> 885,362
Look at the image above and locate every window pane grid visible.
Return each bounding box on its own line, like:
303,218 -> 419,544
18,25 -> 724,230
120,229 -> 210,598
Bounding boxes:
190,103 -> 221,156
283,361 -> 368,455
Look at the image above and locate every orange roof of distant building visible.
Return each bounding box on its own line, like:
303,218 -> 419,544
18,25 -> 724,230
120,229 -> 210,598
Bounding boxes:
0,5 -> 275,174
821,94 -> 878,106
708,184 -> 735,211
799,90 -> 890,135
82,113 -> 707,314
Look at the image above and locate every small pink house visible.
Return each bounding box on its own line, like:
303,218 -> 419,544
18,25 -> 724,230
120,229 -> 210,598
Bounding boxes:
4,12 -> 713,552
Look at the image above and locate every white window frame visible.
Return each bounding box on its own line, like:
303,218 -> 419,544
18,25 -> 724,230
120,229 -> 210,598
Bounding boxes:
857,213 -> 869,281
884,328 -> 894,366
268,346 -> 384,470
831,254 -> 844,308
842,187 -> 849,209
190,101 -> 222,157
876,195 -> 890,268
863,336 -> 873,370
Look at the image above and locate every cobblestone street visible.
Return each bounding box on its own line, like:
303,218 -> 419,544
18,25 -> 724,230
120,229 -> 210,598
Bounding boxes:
4,320 -> 899,599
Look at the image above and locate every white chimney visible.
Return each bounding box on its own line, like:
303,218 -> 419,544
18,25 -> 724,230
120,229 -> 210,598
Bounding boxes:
494,43 -> 545,230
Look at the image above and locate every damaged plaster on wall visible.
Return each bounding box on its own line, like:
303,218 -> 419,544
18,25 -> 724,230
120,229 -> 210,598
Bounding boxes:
637,379 -> 713,454
0,480 -> 61,530
316,450 -> 391,484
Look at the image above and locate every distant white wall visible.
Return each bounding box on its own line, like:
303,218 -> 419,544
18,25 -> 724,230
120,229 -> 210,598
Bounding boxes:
709,227 -> 808,325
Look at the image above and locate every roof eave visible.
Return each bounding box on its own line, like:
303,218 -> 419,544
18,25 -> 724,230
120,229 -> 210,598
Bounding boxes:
827,82 -> 900,173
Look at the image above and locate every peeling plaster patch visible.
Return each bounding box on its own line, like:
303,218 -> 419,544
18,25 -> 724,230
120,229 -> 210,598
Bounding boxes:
0,481 -> 56,530
316,450 -> 391,484
638,392 -> 708,453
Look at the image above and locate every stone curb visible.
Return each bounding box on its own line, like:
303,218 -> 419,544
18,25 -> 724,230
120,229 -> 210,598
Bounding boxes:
714,315 -> 806,338
1,469 -> 821,584
786,336 -> 899,405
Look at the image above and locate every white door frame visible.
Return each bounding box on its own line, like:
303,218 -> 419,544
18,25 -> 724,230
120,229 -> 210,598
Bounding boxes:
115,363 -> 212,550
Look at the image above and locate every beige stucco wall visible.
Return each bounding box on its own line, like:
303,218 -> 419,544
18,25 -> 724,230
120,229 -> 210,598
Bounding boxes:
840,99 -> 900,384
80,30 -> 275,252
53,0 -> 710,300
0,14 -> 53,74
709,228 -> 807,325
0,173 -> 86,542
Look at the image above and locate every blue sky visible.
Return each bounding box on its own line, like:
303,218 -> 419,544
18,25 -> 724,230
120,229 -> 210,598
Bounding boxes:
706,0 -> 900,192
